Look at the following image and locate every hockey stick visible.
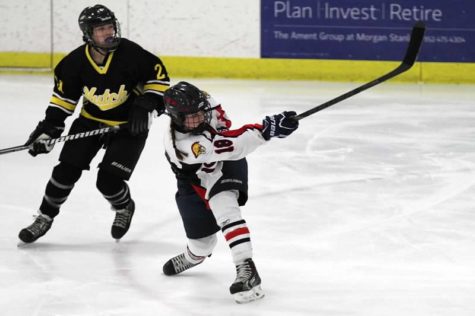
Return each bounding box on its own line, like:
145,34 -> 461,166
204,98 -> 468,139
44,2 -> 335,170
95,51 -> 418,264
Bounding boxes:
0,125 -> 121,156
293,21 -> 425,121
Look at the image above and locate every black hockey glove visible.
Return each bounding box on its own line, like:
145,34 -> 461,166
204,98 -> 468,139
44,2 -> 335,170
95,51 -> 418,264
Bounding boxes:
261,111 -> 299,141
128,94 -> 161,136
25,120 -> 64,157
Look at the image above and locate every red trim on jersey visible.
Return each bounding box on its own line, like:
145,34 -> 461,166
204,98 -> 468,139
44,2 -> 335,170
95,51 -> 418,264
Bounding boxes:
224,227 -> 250,241
219,124 -> 263,138
215,105 -> 232,129
191,184 -> 210,209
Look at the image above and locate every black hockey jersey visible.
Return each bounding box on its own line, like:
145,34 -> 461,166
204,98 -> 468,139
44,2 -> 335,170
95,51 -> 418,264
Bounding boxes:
45,38 -> 170,126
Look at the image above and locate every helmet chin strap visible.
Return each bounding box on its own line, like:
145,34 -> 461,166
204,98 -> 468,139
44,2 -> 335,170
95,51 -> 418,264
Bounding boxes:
91,45 -> 109,56
89,35 -> 119,56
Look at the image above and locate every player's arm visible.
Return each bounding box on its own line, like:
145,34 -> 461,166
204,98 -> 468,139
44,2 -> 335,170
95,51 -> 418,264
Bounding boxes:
26,59 -> 82,156
142,53 -> 170,113
208,97 -> 232,131
45,61 -> 82,123
128,49 -> 170,135
179,124 -> 266,164
177,111 -> 299,164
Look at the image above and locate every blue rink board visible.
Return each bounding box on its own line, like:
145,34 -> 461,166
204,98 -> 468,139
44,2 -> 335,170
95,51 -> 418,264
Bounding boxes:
261,0 -> 475,62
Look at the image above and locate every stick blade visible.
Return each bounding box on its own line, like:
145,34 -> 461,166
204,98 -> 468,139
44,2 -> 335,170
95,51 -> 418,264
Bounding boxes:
402,21 -> 426,67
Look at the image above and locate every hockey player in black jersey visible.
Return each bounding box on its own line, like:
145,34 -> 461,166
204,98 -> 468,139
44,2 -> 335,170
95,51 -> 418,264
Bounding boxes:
161,82 -> 298,303
18,4 -> 170,243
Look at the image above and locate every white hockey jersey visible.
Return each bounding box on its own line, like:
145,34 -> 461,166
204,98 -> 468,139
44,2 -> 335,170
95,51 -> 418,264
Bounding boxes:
164,96 -> 266,198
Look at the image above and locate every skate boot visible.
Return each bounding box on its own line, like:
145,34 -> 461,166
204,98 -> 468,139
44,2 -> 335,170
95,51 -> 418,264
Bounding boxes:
111,200 -> 135,240
229,258 -> 265,304
163,249 -> 206,276
18,213 -> 53,243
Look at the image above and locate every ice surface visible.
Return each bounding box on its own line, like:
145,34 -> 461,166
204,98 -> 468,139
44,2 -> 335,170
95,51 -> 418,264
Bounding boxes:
1,75 -> 475,315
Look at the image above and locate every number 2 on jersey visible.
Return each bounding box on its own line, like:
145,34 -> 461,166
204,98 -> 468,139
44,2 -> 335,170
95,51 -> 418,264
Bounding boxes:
154,64 -> 166,80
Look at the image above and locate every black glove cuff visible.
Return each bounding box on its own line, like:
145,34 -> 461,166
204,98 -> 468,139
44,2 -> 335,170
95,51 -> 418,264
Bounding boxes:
42,120 -> 65,136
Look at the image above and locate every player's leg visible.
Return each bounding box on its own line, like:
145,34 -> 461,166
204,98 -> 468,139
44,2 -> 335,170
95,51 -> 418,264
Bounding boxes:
99,130 -> 146,240
18,118 -> 102,243
163,179 -> 220,275
208,159 -> 264,303
96,168 -> 134,240
163,234 -> 218,275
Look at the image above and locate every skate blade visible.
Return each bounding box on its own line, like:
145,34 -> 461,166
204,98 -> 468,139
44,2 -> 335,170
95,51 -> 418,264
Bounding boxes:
233,285 -> 265,304
17,241 -> 29,248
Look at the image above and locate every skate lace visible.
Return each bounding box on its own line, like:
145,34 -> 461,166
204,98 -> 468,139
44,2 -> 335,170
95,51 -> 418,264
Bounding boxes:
27,215 -> 51,236
235,261 -> 253,283
113,209 -> 132,228
171,253 -> 195,274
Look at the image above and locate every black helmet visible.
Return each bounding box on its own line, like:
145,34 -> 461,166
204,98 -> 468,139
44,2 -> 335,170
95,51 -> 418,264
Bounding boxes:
78,4 -> 121,52
164,81 -> 211,134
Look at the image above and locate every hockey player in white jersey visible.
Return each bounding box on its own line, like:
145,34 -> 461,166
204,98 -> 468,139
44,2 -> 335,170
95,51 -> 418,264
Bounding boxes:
162,81 -> 298,303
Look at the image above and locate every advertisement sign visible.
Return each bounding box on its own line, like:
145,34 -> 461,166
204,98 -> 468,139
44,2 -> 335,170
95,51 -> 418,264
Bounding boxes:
261,0 -> 474,62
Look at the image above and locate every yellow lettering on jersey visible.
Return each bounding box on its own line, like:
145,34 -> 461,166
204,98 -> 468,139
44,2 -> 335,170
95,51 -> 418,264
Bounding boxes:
83,84 -> 129,111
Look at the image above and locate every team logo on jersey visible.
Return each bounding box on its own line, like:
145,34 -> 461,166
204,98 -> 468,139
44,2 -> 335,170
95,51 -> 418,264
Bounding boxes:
83,84 -> 129,111
191,142 -> 206,158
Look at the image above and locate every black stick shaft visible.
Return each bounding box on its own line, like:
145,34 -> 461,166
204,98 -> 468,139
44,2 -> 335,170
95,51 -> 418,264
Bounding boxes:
293,22 -> 425,121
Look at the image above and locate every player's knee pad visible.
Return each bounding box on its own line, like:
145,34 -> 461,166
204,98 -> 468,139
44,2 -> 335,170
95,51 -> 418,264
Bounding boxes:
96,167 -> 124,195
208,190 -> 242,227
52,162 -> 82,186
188,234 -> 218,257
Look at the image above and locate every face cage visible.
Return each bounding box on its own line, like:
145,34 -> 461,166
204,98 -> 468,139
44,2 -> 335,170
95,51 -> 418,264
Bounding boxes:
171,110 -> 212,134
84,20 -> 121,52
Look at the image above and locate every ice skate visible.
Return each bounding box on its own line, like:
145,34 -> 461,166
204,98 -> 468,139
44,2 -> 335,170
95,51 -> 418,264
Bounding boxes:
18,213 -> 53,243
111,200 -> 135,240
229,258 -> 265,304
163,252 -> 205,276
